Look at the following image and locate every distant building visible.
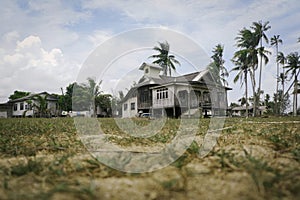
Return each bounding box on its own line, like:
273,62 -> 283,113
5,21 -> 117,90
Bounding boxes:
8,92 -> 59,117
231,105 -> 267,117
0,102 -> 13,118
121,62 -> 231,118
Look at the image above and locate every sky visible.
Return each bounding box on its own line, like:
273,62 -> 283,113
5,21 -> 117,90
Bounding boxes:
0,0 -> 299,108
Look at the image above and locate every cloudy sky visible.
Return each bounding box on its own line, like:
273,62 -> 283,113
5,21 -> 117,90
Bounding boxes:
0,0 -> 299,106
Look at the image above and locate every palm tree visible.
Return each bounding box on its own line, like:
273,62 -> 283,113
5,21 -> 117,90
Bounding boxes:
277,51 -> 287,114
208,44 -> 228,86
251,20 -> 271,107
149,41 -> 180,76
285,52 -> 300,116
278,72 -> 287,114
231,49 -> 251,117
271,35 -> 283,114
83,78 -> 102,116
235,28 -> 259,116
32,94 -> 49,117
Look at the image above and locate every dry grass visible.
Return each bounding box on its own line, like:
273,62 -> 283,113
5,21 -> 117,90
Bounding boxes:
0,117 -> 299,199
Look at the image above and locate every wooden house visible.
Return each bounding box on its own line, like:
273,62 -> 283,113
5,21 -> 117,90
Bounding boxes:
121,63 -> 231,118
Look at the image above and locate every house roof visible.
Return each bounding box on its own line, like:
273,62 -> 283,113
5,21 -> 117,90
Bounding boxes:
8,92 -> 58,103
122,68 -> 232,103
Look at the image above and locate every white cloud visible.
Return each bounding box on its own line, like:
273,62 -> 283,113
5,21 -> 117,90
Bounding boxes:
0,35 -> 79,102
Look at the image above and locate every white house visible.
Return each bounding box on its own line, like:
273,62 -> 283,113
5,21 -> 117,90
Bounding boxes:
121,62 -> 231,118
9,92 -> 59,117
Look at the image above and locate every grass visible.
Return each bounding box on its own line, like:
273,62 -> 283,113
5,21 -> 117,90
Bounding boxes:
0,117 -> 299,199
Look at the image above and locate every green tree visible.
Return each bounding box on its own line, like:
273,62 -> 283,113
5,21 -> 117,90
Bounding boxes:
277,51 -> 287,114
208,44 -> 228,86
274,90 -> 290,114
31,94 -> 49,117
233,27 -> 261,116
251,20 -> 271,107
149,41 -> 180,76
59,83 -> 75,112
271,35 -> 283,114
231,49 -> 251,117
72,78 -> 102,116
9,91 -> 30,101
235,28 -> 260,116
285,52 -> 300,116
95,94 -> 112,117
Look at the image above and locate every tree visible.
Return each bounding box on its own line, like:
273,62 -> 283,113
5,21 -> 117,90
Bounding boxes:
58,83 -> 75,112
73,78 -> 102,115
285,52 -> 300,116
231,49 -> 251,117
31,94 -> 49,117
251,20 -> 271,107
208,44 -> 228,86
277,51 -> 287,114
233,28 -> 259,116
9,90 -> 30,101
271,35 -> 283,114
149,41 -> 180,76
274,90 -> 290,114
95,94 -> 112,117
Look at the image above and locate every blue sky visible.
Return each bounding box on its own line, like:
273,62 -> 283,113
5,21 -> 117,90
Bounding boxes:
0,0 -> 299,108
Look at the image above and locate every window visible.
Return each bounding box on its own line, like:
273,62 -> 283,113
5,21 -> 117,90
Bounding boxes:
13,104 -> 18,111
25,104 -> 28,110
145,68 -> 149,74
124,103 -> 128,111
20,102 -> 24,110
156,88 -> 168,99
131,102 -> 135,110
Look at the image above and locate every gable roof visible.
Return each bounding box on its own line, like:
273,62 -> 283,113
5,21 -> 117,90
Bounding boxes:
121,68 -> 232,103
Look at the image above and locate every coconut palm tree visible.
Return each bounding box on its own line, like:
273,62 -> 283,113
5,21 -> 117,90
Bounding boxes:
271,35 -> 283,114
285,52 -> 300,116
208,44 -> 228,86
235,28 -> 259,116
231,49 -> 251,117
277,51 -> 287,114
251,20 -> 271,107
149,41 -> 180,76
32,94 -> 49,117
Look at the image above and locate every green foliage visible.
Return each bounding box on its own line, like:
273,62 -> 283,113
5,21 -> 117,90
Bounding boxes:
149,41 -> 180,76
8,90 -> 30,100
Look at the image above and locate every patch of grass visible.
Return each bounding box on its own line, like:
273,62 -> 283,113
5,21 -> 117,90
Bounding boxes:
10,158 -> 44,176
0,117 -> 299,199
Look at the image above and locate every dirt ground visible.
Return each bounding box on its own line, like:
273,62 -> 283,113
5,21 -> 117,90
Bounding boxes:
0,117 -> 299,200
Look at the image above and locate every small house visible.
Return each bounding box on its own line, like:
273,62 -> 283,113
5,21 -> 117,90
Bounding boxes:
8,92 -> 59,117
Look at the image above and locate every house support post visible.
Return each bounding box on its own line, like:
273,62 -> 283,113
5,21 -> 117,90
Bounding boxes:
188,87 -> 191,118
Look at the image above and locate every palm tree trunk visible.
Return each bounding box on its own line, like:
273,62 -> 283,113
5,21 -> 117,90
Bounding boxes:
281,68 -> 285,115
258,38 -> 263,116
275,45 -> 279,115
294,72 -> 298,116
245,70 -> 249,118
250,69 -> 256,117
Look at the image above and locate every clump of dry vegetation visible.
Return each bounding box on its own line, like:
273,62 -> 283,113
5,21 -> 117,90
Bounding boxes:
0,117 -> 299,199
